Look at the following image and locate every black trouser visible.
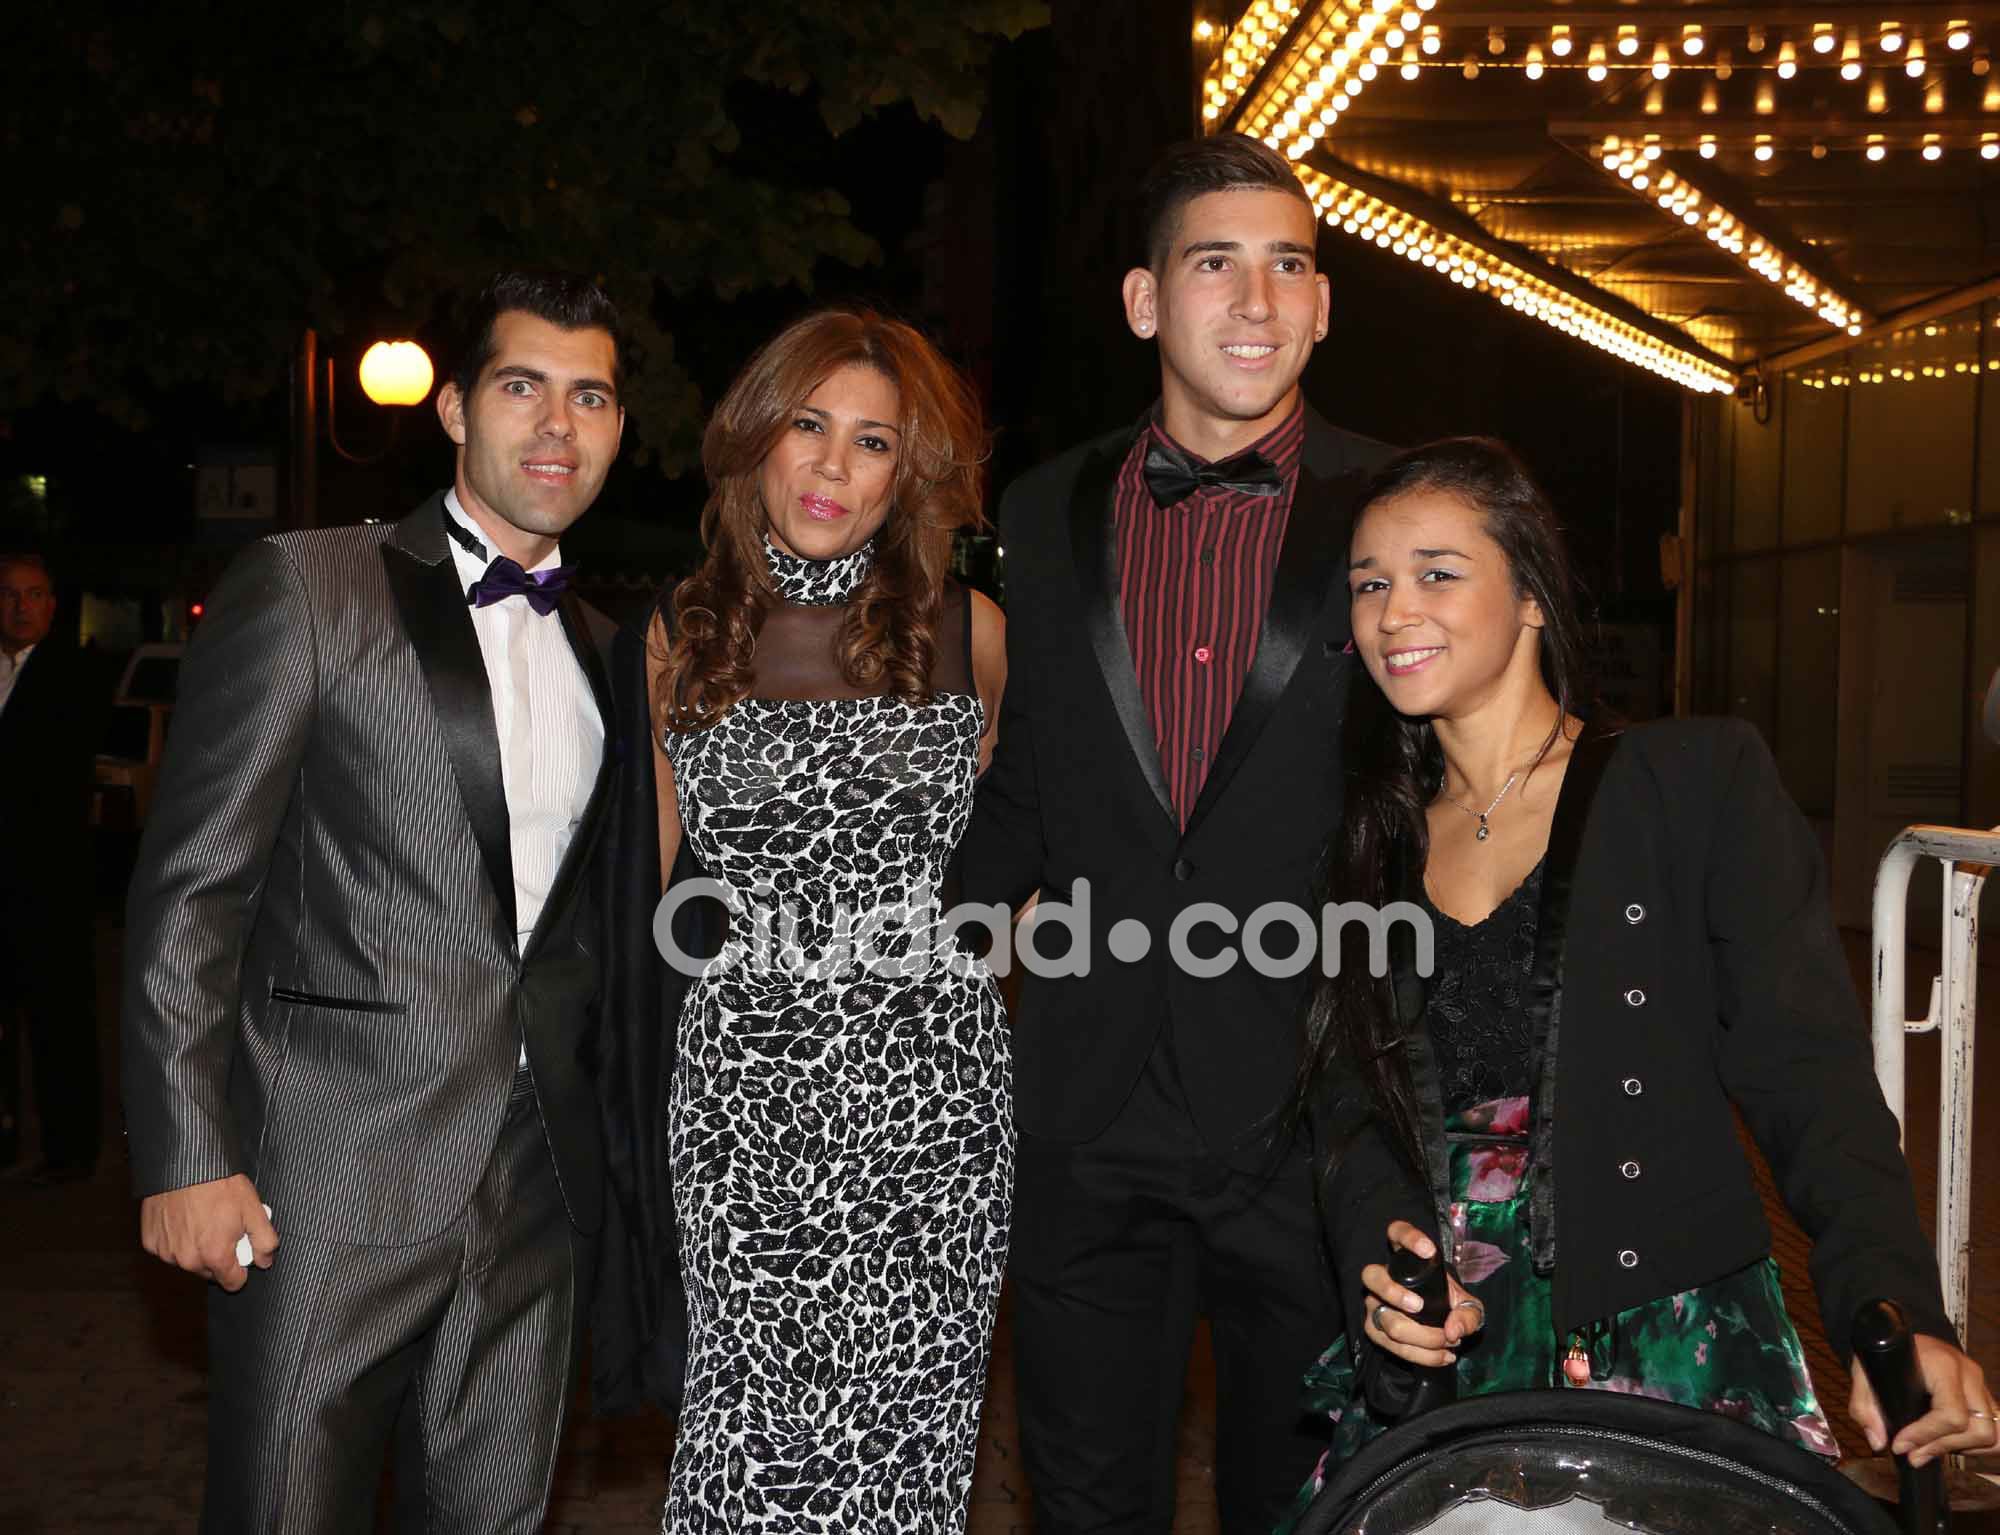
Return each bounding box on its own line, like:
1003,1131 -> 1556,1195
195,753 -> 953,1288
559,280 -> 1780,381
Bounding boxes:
1010,1034 -> 1336,1533
0,877 -> 101,1171
201,1070 -> 592,1535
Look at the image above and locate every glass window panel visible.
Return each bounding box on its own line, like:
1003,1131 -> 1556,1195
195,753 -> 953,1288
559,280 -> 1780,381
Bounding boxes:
1781,372 -> 1844,545
1970,527 -> 2000,823
1977,301 -> 2000,520
1726,556 -> 1778,746
1696,396 -> 1728,561
1692,562 -> 1725,715
1729,392 -> 1781,553
1776,549 -> 1840,815
1846,310 -> 1978,533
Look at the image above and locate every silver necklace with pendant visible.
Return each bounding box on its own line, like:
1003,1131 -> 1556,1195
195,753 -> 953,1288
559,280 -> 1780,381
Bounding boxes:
1441,770 -> 1520,843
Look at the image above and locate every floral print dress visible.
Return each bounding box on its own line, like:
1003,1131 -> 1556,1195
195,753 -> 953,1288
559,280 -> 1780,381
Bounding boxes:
1279,860 -> 1834,1530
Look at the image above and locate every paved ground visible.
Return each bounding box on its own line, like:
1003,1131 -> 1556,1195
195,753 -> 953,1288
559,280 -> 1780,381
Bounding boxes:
2,924 -> 1993,1532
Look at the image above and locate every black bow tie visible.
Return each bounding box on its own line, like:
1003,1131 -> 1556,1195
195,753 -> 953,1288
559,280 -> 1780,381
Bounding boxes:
1141,439 -> 1284,509
467,557 -> 574,616
443,505 -> 572,615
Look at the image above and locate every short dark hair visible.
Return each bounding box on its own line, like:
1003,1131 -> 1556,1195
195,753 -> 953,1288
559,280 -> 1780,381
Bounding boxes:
1139,135 -> 1317,271
450,272 -> 626,399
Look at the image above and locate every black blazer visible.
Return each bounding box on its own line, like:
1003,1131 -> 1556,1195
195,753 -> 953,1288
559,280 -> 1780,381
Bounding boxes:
0,637 -> 102,876
962,408 -> 1395,1155
122,498 -> 617,1242
1327,719 -> 1953,1359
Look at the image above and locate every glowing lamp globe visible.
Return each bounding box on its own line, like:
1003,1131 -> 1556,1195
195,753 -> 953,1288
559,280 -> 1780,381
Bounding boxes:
358,341 -> 434,406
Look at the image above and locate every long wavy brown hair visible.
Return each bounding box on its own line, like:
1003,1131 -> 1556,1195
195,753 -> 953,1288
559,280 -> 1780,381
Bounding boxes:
655,308 -> 987,734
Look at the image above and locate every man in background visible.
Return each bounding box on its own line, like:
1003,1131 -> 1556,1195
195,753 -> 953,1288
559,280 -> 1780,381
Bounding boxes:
0,551 -> 105,1183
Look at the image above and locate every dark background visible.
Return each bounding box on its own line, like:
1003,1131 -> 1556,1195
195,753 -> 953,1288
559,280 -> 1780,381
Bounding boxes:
3,0 -> 1681,641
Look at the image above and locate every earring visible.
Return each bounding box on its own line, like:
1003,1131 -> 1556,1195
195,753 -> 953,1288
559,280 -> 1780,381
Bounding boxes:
1138,320 -> 1153,333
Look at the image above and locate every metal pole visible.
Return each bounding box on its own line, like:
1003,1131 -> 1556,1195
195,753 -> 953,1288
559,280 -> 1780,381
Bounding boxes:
1871,822 -> 1998,1349
1872,837 -> 1920,1138
294,327 -> 319,530
1939,861 -> 1985,1347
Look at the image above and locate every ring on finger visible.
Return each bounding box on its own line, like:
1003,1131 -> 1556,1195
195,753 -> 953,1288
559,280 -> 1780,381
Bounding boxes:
1970,1409 -> 1992,1420
1452,1297 -> 1485,1316
1373,1302 -> 1393,1335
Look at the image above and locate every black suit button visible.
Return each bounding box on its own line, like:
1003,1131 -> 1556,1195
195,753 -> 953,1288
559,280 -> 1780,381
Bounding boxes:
1620,1160 -> 1641,1179
1173,857 -> 1195,881
1622,1077 -> 1643,1096
1624,903 -> 1646,924
1622,988 -> 1646,1007
1618,1249 -> 1639,1269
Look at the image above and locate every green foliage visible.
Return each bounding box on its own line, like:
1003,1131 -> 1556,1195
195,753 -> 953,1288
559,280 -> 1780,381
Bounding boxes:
8,1 -> 1046,470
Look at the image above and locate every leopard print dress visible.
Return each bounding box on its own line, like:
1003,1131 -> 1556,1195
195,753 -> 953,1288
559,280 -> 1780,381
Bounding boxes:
661,538 -> 1013,1532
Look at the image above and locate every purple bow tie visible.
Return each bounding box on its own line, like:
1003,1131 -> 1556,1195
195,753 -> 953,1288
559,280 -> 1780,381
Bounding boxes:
466,556 -> 574,616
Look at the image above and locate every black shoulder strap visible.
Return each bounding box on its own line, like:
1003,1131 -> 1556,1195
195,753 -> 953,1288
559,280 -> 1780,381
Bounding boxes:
959,578 -> 974,682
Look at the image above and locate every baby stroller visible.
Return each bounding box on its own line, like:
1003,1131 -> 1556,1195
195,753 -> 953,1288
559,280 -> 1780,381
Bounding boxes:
1293,1300 -> 1949,1535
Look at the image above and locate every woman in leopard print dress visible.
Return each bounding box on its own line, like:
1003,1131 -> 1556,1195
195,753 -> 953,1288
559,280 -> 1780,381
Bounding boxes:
647,309 -> 1011,1532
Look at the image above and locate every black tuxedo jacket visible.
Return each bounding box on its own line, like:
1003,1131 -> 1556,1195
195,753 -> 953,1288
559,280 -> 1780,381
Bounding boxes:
962,408 -> 1395,1157
0,636 -> 102,876
122,496 -> 617,1242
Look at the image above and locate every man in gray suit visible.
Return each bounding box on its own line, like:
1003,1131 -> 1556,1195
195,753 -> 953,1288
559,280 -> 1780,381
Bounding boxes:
123,271 -> 625,1533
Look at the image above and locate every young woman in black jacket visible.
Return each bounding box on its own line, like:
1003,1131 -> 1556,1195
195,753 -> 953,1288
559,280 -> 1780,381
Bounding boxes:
1283,438 -> 1993,1518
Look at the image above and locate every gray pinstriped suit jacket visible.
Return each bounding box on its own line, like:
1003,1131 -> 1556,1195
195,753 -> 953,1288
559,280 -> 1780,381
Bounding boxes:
122,496 -> 615,1244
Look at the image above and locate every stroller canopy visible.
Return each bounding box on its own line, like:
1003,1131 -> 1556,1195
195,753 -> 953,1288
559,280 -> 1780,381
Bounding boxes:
1296,1389 -> 1899,1535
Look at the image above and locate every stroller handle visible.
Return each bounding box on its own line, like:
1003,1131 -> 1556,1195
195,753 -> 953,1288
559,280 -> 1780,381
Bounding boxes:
1365,1246 -> 1458,1423
1851,1298 -> 1949,1535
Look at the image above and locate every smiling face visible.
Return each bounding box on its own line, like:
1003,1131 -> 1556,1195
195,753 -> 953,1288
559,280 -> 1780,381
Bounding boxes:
1348,489 -> 1546,720
1124,186 -> 1330,458
758,363 -> 902,562
437,309 -> 623,558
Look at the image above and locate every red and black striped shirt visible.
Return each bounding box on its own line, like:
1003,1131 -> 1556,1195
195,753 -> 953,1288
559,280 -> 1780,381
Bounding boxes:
1113,402 -> 1306,829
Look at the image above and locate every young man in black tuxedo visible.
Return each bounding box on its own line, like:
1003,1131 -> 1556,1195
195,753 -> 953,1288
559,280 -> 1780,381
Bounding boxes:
963,135 -> 1394,1531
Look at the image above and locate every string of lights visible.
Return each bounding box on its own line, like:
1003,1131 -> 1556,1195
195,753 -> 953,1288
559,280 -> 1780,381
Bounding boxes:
1291,162 -> 1740,393
1589,138 -> 1871,332
1199,4 -> 2000,157
1202,0 -> 1440,152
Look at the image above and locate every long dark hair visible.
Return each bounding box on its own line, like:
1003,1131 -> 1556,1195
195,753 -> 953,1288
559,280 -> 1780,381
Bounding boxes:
1298,437 -> 1594,1180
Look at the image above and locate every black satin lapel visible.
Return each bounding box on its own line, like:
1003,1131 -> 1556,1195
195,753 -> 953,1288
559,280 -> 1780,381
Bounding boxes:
1184,465 -> 1364,835
1069,442 -> 1176,829
526,593 -> 617,958
382,544 -> 517,940
1524,722 -> 1624,1273
556,592 -> 615,740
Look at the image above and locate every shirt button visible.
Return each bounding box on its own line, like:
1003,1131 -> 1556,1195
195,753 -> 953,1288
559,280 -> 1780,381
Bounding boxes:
1173,857 -> 1196,881
1619,1160 -> 1641,1179
1622,988 -> 1646,1007
1193,645 -> 1213,664
1200,548 -> 1216,567
1624,903 -> 1646,924
1618,1249 -> 1639,1269
1191,747 -> 1205,761
1622,1077 -> 1643,1096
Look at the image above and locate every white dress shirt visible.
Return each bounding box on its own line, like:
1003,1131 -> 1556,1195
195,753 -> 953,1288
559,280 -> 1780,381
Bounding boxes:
443,492 -> 603,961
0,642 -> 35,718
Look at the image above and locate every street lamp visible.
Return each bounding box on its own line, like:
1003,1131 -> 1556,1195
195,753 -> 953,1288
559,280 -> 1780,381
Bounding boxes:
290,329 -> 435,527
357,341 -> 434,406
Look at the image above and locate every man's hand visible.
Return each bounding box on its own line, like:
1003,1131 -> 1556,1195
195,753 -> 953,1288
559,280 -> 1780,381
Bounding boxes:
139,1174 -> 278,1292
1849,1332 -> 1999,1468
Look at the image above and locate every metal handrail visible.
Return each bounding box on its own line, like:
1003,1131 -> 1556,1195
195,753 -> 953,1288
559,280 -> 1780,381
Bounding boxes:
1871,823 -> 1997,1349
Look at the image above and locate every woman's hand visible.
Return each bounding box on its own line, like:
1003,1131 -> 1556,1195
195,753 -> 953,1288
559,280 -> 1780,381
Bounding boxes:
1359,1220 -> 1485,1368
1849,1333 -> 2000,1468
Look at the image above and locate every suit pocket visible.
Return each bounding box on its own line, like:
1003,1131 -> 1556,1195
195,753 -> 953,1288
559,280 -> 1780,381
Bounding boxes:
268,986 -> 408,1016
